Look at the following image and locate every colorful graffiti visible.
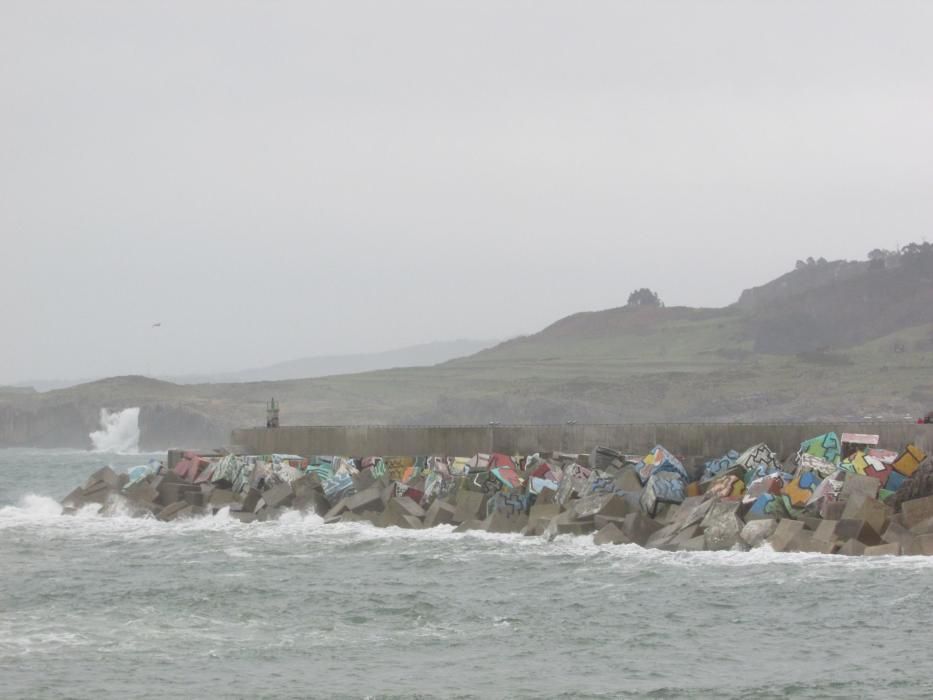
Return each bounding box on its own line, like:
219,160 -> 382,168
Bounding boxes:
636,445 -> 688,486
798,432 -> 842,465
706,474 -> 745,499
746,493 -> 786,519
735,443 -> 780,473
893,444 -> 927,477
782,469 -> 823,508
640,474 -> 686,517
701,450 -> 739,483
797,453 -> 837,478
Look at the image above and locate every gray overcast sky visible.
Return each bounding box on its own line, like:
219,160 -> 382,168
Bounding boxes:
1,1 -> 931,383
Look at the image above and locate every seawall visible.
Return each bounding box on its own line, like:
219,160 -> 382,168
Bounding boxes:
231,423 -> 933,458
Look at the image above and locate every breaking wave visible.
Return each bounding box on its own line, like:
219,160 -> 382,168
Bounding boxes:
89,407 -> 140,454
2,496 -> 932,571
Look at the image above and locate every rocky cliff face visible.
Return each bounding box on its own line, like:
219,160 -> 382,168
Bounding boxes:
138,405 -> 230,451
0,390 -> 230,450
0,402 -> 99,448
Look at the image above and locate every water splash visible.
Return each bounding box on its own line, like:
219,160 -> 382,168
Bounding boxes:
89,408 -> 140,454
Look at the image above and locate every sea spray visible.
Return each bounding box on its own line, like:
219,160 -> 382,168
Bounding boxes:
89,407 -> 140,453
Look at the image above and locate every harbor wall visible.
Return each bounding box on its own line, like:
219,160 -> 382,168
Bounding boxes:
230,423 -> 933,459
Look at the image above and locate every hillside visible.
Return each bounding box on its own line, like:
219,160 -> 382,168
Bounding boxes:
183,339 -> 496,383
4,245 -> 933,448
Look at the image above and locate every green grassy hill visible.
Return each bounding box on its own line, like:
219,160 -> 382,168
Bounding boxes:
4,245 -> 933,447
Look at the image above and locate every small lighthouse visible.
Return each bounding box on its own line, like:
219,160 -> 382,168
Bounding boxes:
266,397 -> 280,428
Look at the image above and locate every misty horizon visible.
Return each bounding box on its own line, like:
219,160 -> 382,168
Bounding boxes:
2,1 -> 931,384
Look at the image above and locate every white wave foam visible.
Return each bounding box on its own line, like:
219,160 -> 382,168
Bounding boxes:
0,494 -> 63,519
4,497 -> 933,571
89,407 -> 140,454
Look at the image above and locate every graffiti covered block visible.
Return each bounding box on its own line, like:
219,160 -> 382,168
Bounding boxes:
798,432 -> 842,465
783,469 -> 823,508
640,473 -> 686,517
893,444 -> 926,478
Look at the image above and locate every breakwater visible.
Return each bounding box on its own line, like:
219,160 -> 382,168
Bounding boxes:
63,428 -> 933,557
231,422 -> 933,462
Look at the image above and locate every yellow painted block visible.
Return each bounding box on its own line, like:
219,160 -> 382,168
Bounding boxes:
893,444 -> 926,477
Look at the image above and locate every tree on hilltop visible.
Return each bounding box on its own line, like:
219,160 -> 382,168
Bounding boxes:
627,288 -> 663,308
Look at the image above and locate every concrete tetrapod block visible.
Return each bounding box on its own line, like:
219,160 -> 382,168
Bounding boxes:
453,519 -> 485,533
623,512 -> 665,547
377,507 -> 422,529
290,474 -> 312,499
769,520 -> 806,552
81,481 -> 117,505
157,502 -> 192,522
154,473 -> 197,506
837,539 -> 866,556
323,498 -> 349,523
800,517 -> 823,532
675,498 -> 715,530
124,481 -> 159,505
907,533 -> 933,556
61,487 -> 86,509
593,514 -> 628,530
864,543 -> 901,556
352,469 -> 377,492
423,500 -> 457,528
841,474 -> 881,501
908,516 -> 933,535
789,532 -> 835,554
183,491 -> 205,507
813,520 -> 842,547
593,523 -> 633,545
644,522 -> 682,549
345,484 -> 386,514
841,494 -> 888,535
85,466 -> 120,489
614,468 -> 643,493
680,535 -> 707,552
902,495 -> 933,530
257,507 -> 287,522
820,500 -> 846,521
671,525 -> 703,548
529,503 -> 561,522
262,482 -> 294,509
701,501 -> 744,551
389,496 -> 426,520
882,521 -> 917,551
834,519 -> 882,547
241,488 -> 262,514
294,490 -> 330,516
572,493 -> 631,520
656,504 -> 681,526
740,519 -> 778,548
484,511 -> 528,534
453,490 -> 486,524
209,489 -> 236,508
542,512 -> 595,541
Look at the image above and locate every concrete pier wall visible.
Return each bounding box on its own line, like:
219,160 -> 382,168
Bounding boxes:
230,423 -> 933,459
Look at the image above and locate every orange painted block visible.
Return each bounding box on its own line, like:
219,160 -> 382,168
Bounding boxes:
783,469 -> 822,508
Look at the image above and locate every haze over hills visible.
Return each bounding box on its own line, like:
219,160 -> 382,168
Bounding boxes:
4,245 -> 933,449
10,340 -> 497,392
165,339 -> 497,385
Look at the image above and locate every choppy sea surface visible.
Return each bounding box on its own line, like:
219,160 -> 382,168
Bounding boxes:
2,448 -> 933,699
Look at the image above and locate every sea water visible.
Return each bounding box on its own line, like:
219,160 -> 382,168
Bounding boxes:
2,448 -> 932,699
